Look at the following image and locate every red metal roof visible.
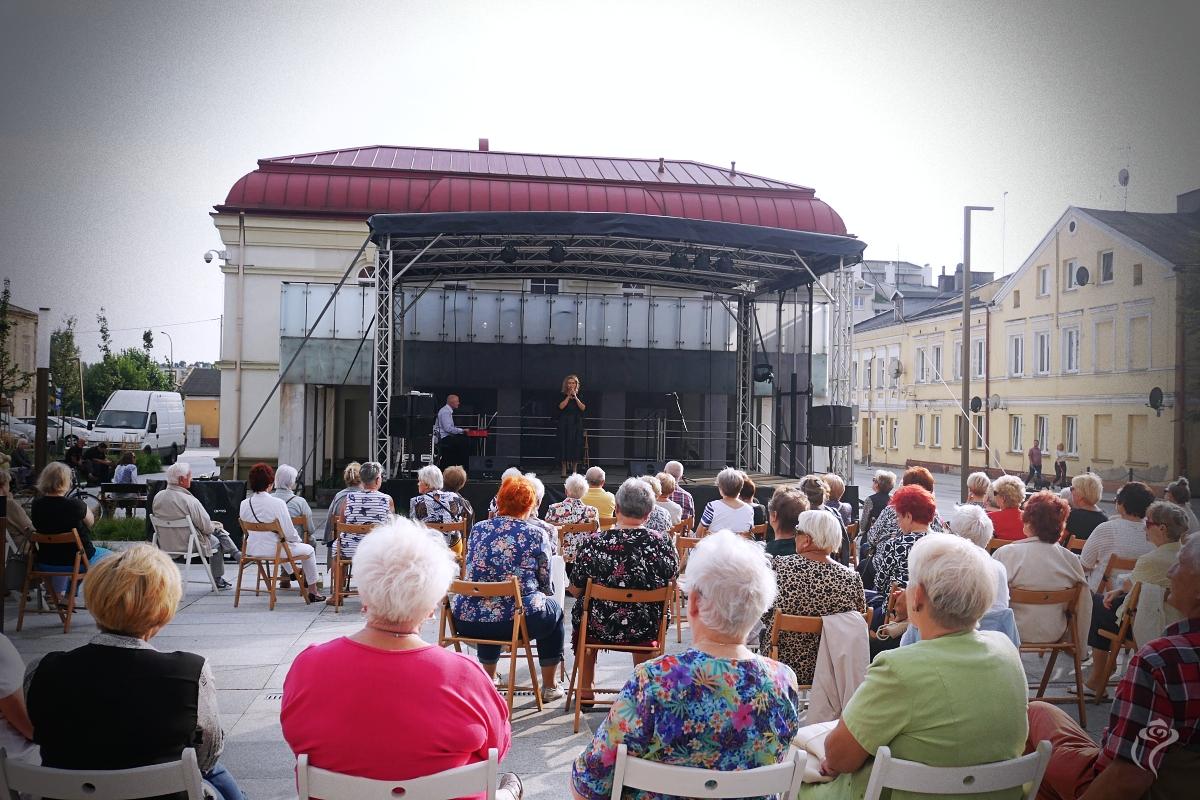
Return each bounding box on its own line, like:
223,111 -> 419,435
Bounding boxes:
217,144 -> 849,236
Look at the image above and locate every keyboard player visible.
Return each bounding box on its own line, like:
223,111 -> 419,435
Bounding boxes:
433,394 -> 469,468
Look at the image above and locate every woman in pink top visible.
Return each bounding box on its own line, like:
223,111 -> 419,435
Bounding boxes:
281,517 -> 521,799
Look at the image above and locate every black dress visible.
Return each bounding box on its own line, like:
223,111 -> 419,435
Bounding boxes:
554,395 -> 585,462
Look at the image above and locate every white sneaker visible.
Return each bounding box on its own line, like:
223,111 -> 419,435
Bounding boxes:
540,684 -> 565,702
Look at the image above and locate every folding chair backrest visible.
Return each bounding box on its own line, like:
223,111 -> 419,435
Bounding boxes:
985,538 -> 1011,553
297,748 -> 498,800
610,743 -> 806,800
770,610 -> 822,660
1009,585 -> 1081,609
847,522 -> 859,539
676,535 -> 700,570
862,740 -> 1052,800
448,577 -> 523,602
291,515 -> 308,537
750,524 -> 769,539
669,519 -> 692,536
1065,536 -> 1086,553
29,530 -> 87,565
586,582 -> 673,605
335,522 -> 375,536
425,520 -> 469,536
1099,554 -> 1138,594
0,746 -> 206,800
150,514 -> 197,553
599,515 -> 616,529
558,521 -> 599,536
239,519 -> 286,539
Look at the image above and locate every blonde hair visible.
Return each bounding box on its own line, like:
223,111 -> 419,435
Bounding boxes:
640,474 -> 662,497
823,473 -> 846,501
992,475 -> 1026,509
656,472 -> 677,496
84,545 -> 182,638
37,462 -> 73,495
1071,473 -> 1103,506
343,461 -> 362,487
561,374 -> 581,394
966,471 -> 992,498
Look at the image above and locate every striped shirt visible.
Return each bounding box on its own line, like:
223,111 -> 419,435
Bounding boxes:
339,490 -> 392,559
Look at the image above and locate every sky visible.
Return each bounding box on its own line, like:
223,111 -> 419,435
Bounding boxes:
2,0 -> 1198,364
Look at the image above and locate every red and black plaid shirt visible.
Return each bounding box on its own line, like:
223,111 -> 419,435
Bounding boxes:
1099,618 -> 1200,774
670,487 -> 695,521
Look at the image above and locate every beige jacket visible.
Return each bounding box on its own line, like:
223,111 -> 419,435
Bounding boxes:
994,539 -> 1092,647
807,610 -> 869,725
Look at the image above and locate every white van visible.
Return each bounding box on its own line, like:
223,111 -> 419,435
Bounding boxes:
89,390 -> 187,463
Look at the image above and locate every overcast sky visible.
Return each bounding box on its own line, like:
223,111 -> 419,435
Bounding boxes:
2,0 -> 1197,364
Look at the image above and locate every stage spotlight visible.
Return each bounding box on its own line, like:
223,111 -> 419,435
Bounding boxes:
692,251 -> 711,270
499,243 -> 519,264
668,251 -> 688,269
715,253 -> 734,272
548,242 -> 566,263
753,363 -> 774,383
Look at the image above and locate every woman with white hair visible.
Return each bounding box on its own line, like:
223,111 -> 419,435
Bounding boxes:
271,464 -> 315,542
654,472 -> 683,526
282,518 -> 522,799
1064,473 -> 1107,541
545,473 -> 600,564
571,531 -> 800,799
694,467 -> 754,537
569,479 -> 678,704
947,503 -> 1010,614
638,475 -> 673,533
805,534 -> 1028,796
965,471 -> 992,507
488,467 -> 526,518
987,475 -> 1027,540
760,509 -> 865,684
408,464 -> 469,550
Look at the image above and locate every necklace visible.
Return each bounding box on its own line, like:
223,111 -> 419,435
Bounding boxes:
365,622 -> 421,638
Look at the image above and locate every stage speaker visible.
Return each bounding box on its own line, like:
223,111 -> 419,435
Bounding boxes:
391,394 -> 438,437
843,484 -> 860,522
470,455 -> 516,480
808,404 -> 853,447
627,460 -> 661,476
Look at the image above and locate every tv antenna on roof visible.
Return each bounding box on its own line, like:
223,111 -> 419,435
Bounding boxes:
1118,167 -> 1130,211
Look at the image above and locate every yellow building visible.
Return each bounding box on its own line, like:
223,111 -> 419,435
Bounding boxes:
180,368 -> 220,446
853,198 -> 1199,486
1,302 -> 37,417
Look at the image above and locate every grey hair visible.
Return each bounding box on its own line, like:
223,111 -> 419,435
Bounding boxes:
873,470 -> 897,493
165,461 -> 192,485
640,474 -> 662,497
664,460 -> 684,480
274,464 -> 298,490
585,466 -> 606,486
615,477 -> 655,521
1146,500 -> 1189,543
948,503 -> 994,548
417,464 -> 443,490
359,461 -> 383,486
353,516 -> 458,625
966,471 -> 992,498
1071,473 -> 1103,506
564,473 -> 588,498
657,472 -> 677,496
681,530 -> 777,639
907,533 -> 995,630
716,467 -> 745,498
796,509 -> 842,553
1167,476 -> 1192,504
524,473 -> 545,502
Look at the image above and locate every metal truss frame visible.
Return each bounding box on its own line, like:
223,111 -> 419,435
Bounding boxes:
372,239 -> 394,472
734,296 -> 755,469
829,257 -> 854,480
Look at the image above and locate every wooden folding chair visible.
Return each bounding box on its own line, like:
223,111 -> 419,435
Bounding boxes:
769,610 -> 822,690
567,579 -> 673,733
424,519 -> 470,558
556,520 -> 599,562
1010,584 -> 1087,726
234,519 -> 312,610
672,535 -> 701,643
291,515 -> 311,544
668,519 -> 691,536
17,530 -> 91,633
1096,581 -> 1142,703
1065,536 -> 1086,554
749,523 -> 769,540
868,582 -> 901,641
598,515 -> 616,531
986,538 -> 1013,553
1096,554 -> 1137,595
437,577 -> 543,713
330,522 -> 374,611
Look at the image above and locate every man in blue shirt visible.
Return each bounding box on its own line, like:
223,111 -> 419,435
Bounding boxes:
434,394 -> 468,468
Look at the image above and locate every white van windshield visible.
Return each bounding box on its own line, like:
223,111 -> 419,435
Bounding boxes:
94,410 -> 148,429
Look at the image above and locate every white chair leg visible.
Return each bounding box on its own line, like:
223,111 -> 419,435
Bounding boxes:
193,534 -> 218,592
183,537 -> 195,587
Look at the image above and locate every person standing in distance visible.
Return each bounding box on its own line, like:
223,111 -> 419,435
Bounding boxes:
554,375 -> 586,479
434,394 -> 468,469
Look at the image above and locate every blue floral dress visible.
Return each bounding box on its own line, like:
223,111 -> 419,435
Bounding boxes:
451,516 -> 553,622
571,649 -> 801,800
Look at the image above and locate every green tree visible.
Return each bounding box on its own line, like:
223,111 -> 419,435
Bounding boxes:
142,329 -> 153,355
84,348 -> 173,414
96,307 -> 112,359
0,278 -> 34,412
50,316 -> 83,417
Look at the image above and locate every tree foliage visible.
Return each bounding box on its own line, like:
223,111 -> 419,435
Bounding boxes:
50,316 -> 83,417
0,278 -> 34,412
96,307 -> 112,359
83,348 -> 174,414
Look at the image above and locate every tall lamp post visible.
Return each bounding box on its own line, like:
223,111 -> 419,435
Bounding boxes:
961,205 -> 994,501
159,330 -> 175,384
35,308 -> 51,472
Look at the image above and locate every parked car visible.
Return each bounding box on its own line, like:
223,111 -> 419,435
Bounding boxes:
0,413 -> 34,442
18,416 -> 90,446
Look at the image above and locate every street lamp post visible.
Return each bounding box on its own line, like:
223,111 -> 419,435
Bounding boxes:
961,205 -> 994,501
159,330 -> 174,384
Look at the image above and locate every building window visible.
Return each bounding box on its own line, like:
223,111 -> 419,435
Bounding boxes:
931,345 -> 943,382
972,415 -> 985,450
1035,331 -> 1051,375
1063,328 -> 1080,373
1035,415 -> 1049,449
1133,263 -> 1143,286
972,339 -> 985,379
917,348 -> 927,383
1013,289 -> 1021,309
853,295 -> 865,309
953,416 -> 963,449
1037,265 -> 1050,296
877,419 -> 886,448
1064,415 -> 1078,455
877,359 -> 887,389
1009,335 -> 1024,376
864,360 -> 872,390
1010,415 -> 1023,453
953,344 -> 962,380
890,419 -> 899,449
1099,250 -> 1114,284
529,278 -> 560,295
916,414 -> 926,446
851,361 -> 858,390
1065,258 -> 1079,290
931,415 -> 942,447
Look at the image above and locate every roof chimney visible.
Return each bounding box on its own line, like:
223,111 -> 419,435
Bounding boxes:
658,157 -> 666,174
730,161 -> 737,176
478,138 -> 489,152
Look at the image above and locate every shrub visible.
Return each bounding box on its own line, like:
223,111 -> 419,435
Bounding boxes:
136,452 -> 162,475
92,516 -> 150,541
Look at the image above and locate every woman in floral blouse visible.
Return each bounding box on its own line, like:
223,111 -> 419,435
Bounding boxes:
571,529 -> 800,800
451,474 -> 565,703
408,465 -> 470,550
871,485 -> 938,594
638,475 -> 673,533
569,479 -> 678,704
545,473 -> 600,564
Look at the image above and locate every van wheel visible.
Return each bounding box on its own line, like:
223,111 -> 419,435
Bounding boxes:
167,443 -> 179,465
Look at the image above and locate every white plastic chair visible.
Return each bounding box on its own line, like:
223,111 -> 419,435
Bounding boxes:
0,745 -> 208,799
862,740 -> 1052,800
609,744 -> 808,800
297,747 -> 498,800
150,514 -> 218,591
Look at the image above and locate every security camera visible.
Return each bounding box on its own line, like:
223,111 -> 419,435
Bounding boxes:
203,249 -> 227,264
204,252 -> 214,263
